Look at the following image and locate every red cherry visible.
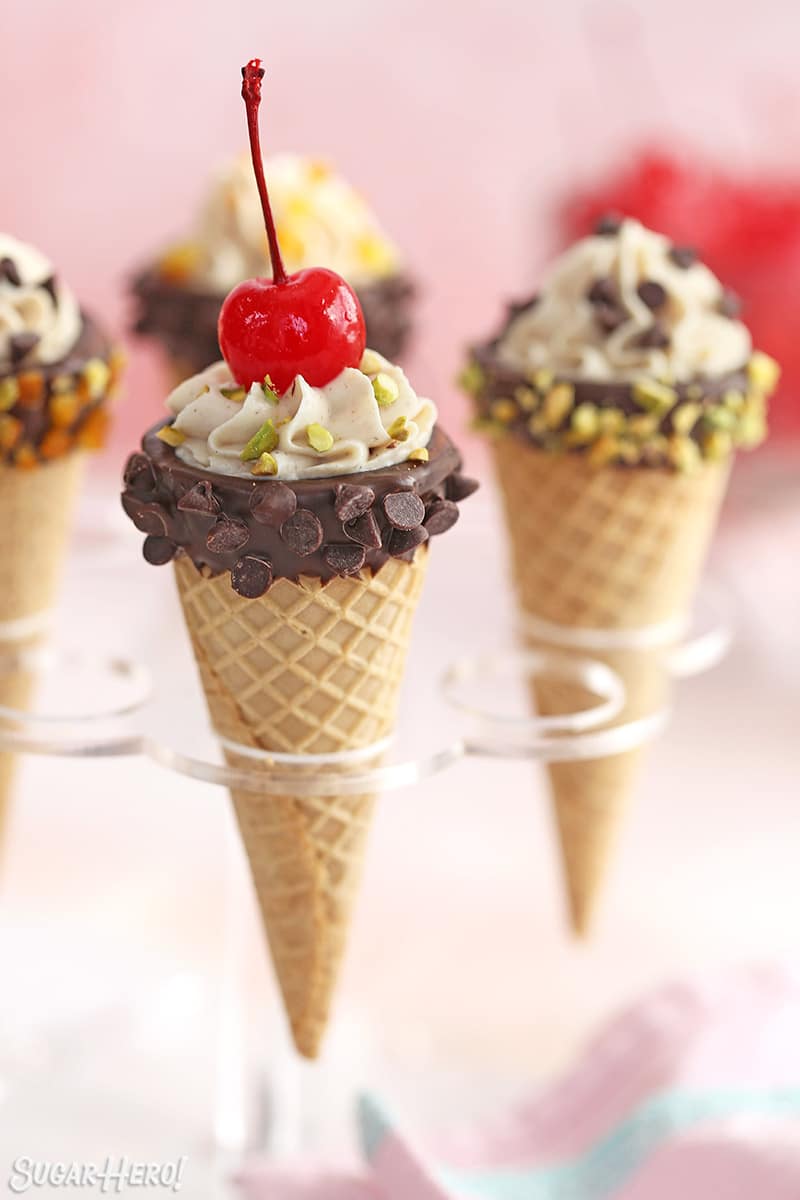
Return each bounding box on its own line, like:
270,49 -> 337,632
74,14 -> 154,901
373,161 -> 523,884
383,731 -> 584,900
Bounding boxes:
219,266 -> 365,393
217,59 -> 366,393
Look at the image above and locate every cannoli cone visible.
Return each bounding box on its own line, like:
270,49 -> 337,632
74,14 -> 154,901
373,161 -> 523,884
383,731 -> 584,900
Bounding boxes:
494,438 -> 729,934
0,454 -> 85,850
174,549 -> 428,1057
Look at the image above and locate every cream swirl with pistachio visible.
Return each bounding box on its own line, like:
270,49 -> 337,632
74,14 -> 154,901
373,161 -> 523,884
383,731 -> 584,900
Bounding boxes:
165,349 -> 436,480
0,234 -> 82,370
162,153 -> 401,291
498,219 -> 751,383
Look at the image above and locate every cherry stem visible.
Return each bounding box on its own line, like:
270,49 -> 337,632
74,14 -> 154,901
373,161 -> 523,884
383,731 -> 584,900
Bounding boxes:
241,58 -> 288,286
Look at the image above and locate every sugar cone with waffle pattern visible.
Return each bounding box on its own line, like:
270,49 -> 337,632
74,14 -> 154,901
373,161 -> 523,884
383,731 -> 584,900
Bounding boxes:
0,454 -> 86,859
174,549 -> 428,1058
493,437 -> 729,935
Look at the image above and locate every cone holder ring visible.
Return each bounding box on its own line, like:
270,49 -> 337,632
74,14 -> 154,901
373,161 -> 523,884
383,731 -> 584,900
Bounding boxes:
0,580 -> 730,788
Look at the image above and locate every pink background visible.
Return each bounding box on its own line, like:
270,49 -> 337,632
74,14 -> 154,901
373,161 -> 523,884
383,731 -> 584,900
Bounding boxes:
2,0 -> 799,451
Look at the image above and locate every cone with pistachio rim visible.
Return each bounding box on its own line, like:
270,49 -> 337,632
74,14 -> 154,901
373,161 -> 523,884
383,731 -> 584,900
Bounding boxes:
462,216 -> 779,934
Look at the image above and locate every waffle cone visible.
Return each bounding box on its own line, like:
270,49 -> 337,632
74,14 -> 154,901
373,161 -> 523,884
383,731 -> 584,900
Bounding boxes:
174,550 -> 428,1057
493,439 -> 729,934
0,454 -> 85,855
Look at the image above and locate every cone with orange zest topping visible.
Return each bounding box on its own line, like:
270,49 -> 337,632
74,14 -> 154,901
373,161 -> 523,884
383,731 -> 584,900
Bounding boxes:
0,233 -> 121,838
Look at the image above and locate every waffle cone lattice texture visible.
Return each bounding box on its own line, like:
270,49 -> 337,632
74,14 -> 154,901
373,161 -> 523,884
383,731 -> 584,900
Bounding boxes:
493,439 -> 729,934
0,453 -> 85,857
174,550 -> 428,1057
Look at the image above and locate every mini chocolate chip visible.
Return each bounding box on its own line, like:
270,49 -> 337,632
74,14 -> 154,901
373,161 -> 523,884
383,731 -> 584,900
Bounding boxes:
383,491 -> 425,530
636,322 -> 671,349
334,483 -> 375,523
206,516 -> 250,554
324,543 -> 367,575
0,257 -> 21,286
9,332 -> 40,364
594,214 -> 622,236
281,508 -> 323,556
41,275 -> 58,304
594,304 -> 627,333
424,499 -> 460,536
344,510 -> 382,549
177,481 -> 220,515
143,535 -> 177,565
587,277 -> 617,306
719,288 -> 742,318
669,245 -> 697,269
231,554 -> 273,598
121,495 -> 168,536
388,525 -> 429,557
123,452 -> 156,495
447,474 -> 480,502
249,480 -> 297,527
637,280 -> 667,310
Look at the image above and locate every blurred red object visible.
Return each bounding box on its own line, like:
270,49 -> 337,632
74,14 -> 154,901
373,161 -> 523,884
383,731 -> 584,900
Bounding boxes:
560,149 -> 800,441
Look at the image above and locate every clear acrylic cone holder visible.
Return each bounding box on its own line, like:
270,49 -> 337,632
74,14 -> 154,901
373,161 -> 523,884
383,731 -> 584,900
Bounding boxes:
0,581 -> 733,1166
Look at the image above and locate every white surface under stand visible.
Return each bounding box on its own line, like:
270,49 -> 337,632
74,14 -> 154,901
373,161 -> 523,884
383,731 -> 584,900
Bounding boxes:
0,556 -> 731,1180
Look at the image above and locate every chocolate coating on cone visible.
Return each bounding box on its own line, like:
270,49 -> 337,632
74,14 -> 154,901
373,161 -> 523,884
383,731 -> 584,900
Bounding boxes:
123,424 -> 476,592
131,268 -> 416,369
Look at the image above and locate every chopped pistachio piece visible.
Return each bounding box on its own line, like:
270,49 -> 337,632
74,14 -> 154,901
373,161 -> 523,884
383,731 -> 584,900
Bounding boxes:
241,419 -> 278,461
261,376 -> 279,403
598,407 -> 626,435
722,389 -> 745,411
671,403 -> 702,435
702,405 -> 737,431
570,402 -> 600,443
251,451 -> 278,476
747,351 -> 781,393
627,413 -> 661,439
156,424 -> 185,447
490,398 -> 518,424
703,429 -> 733,461
0,378 -> 19,411
306,423 -> 334,452
387,416 -> 410,442
531,368 -> 554,393
736,409 -> 767,448
514,385 -> 538,412
82,358 -> 111,399
543,383 -> 575,428
458,361 -> 485,396
361,349 -> 386,377
667,435 -> 701,472
632,378 -> 678,415
372,372 -> 400,407
686,383 -> 704,402
221,386 -> 247,402
408,447 -> 429,463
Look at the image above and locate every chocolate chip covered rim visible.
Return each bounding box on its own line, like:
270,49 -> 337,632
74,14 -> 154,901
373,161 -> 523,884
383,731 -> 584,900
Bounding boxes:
461,217 -> 780,472
123,423 -> 477,598
0,315 -> 122,465
131,268 -> 416,370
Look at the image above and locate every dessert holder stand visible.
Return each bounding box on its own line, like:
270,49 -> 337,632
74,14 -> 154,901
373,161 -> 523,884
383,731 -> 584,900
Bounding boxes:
0,581 -> 733,1163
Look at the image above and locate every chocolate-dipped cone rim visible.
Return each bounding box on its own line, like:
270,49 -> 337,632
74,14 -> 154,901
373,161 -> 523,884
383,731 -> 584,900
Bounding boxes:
0,313 -> 121,465
467,330 -> 771,472
130,266 -> 417,367
122,423 -> 478,596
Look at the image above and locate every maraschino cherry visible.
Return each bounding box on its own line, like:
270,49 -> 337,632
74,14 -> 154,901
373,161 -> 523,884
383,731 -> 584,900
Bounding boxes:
218,59 -> 366,394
